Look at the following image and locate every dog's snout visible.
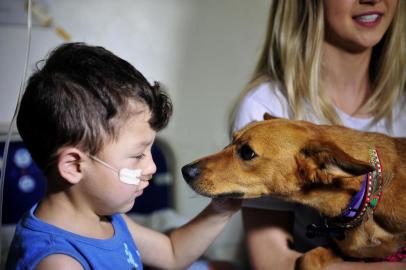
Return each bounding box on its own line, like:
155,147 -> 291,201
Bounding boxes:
181,163 -> 201,184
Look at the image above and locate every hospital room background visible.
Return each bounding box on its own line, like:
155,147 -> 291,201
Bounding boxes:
0,0 -> 270,268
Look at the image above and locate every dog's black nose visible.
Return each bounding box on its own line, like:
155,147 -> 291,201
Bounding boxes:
181,163 -> 201,184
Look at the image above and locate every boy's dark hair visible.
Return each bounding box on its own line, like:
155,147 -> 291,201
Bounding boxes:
17,42 -> 172,172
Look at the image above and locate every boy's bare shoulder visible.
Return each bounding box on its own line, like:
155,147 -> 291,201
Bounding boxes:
34,254 -> 84,270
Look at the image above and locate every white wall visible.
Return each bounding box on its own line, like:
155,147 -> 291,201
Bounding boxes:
0,0 -> 270,263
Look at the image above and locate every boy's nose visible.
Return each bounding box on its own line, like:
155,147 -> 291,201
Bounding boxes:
181,163 -> 201,184
144,155 -> 157,176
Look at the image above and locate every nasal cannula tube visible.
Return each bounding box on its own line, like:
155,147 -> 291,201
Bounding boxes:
0,0 -> 33,257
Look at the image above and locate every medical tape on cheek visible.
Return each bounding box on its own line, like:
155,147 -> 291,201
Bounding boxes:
88,155 -> 142,186
119,168 -> 142,185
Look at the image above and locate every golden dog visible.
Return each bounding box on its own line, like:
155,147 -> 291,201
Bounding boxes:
182,114 -> 406,269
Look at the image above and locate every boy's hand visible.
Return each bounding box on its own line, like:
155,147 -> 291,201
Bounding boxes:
210,198 -> 242,215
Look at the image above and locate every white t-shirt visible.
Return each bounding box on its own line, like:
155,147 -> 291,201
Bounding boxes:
233,82 -> 406,252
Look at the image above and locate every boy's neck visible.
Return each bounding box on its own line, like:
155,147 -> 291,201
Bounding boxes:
35,191 -> 115,240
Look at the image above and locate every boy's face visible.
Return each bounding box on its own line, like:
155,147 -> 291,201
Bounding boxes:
82,106 -> 157,215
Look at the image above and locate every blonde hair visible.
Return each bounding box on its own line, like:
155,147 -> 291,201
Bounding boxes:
231,0 -> 406,128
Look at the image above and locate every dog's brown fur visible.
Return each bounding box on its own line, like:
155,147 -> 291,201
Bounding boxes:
182,115 -> 406,269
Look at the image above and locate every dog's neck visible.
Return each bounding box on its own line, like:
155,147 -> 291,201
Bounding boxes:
318,149 -> 385,229
306,148 -> 386,239
330,148 -> 384,227
340,174 -> 368,218
293,148 -> 387,219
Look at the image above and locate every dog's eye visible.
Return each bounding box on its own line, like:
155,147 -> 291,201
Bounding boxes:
238,144 -> 256,160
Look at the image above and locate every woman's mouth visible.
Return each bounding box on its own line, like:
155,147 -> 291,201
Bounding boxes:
353,13 -> 382,27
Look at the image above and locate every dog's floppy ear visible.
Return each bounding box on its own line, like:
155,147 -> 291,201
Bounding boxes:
296,140 -> 375,184
263,113 -> 279,120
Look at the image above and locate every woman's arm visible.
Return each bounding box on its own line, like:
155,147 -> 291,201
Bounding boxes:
243,207 -> 301,270
124,198 -> 240,270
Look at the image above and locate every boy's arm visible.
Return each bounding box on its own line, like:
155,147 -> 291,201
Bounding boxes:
123,198 -> 241,270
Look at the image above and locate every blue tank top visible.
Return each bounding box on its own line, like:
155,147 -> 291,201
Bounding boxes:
6,205 -> 143,270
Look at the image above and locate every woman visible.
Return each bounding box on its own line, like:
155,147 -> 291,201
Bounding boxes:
232,0 -> 406,269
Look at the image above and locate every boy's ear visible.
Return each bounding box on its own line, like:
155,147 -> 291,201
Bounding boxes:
57,147 -> 85,184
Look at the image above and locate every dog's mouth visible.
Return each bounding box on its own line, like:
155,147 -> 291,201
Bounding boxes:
213,191 -> 245,198
192,187 -> 245,198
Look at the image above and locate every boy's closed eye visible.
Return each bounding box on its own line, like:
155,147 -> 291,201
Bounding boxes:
133,153 -> 146,160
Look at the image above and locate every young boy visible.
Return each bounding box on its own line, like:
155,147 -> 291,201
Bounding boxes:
6,42 -> 240,270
